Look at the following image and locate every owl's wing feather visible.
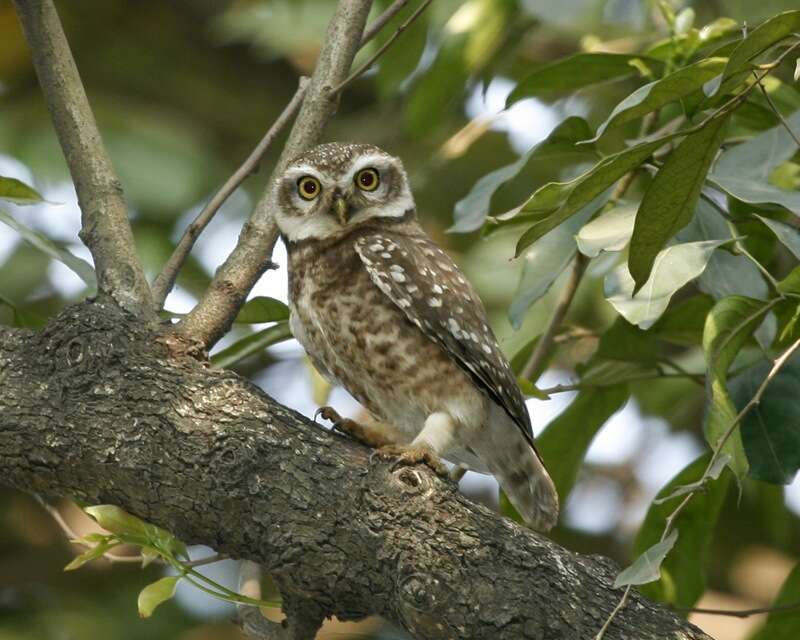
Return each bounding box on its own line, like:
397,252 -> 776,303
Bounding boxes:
354,230 -> 534,445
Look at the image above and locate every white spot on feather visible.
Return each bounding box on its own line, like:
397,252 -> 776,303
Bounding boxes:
429,297 -> 442,307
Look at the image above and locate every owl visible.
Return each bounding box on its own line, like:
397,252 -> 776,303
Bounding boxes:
274,142 -> 558,532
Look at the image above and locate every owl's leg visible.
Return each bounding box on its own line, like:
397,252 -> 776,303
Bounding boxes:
377,412 -> 454,477
316,406 -> 394,448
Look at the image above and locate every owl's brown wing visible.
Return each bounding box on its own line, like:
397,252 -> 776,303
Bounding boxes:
354,230 -> 535,445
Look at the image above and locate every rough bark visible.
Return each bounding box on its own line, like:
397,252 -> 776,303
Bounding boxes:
0,298 -> 711,640
12,0 -> 154,318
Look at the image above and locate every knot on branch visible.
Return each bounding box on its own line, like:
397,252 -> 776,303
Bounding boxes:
397,571 -> 455,636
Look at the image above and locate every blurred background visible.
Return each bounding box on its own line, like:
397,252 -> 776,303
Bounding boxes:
1,0 -> 799,638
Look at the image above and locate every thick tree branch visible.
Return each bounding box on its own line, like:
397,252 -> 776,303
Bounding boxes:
178,0 -> 373,348
0,299 -> 712,640
12,0 -> 154,319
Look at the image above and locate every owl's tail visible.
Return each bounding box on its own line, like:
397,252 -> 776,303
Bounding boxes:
472,405 -> 559,532
494,442 -> 559,532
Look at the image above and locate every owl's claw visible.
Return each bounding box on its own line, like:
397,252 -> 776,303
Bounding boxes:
316,406 -> 390,449
377,443 -> 449,478
316,406 -> 356,436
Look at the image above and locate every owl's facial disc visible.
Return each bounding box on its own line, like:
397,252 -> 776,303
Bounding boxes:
275,143 -> 416,243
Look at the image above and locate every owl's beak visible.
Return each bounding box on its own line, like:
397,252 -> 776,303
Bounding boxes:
333,194 -> 351,226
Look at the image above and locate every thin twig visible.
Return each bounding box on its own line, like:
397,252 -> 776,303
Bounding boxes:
521,253 -> 589,382
538,372 -> 702,395
151,78 -> 309,309
595,336 -> 800,640
333,0 -> 434,94
594,587 -> 632,640
754,71 -> 800,146
12,0 -> 154,318
657,357 -> 705,386
36,495 -> 225,568
698,191 -> 781,289
360,0 -> 410,45
675,601 -> 800,618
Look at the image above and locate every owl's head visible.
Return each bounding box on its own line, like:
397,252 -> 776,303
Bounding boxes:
275,142 -> 415,243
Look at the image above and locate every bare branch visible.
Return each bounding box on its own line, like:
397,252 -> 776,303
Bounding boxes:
177,0 -> 374,348
521,253 -> 588,382
151,78 -> 310,309
360,0 -> 410,45
676,601 -> 800,618
12,0 -> 154,319
333,0 -> 434,94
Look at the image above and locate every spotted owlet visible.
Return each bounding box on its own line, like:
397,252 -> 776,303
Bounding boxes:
274,142 -> 558,531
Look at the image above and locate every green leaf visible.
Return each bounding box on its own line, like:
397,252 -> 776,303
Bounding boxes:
779,266 -> 800,296
673,8 -> 695,36
508,205 -> 594,329
63,540 -> 116,571
605,240 -> 727,329
513,134 -> 676,254
750,562 -> 800,640
211,321 -> 293,369
730,354 -> 800,484
677,199 -> 768,302
509,335 -> 540,375
652,453 -> 731,504
137,576 -> 180,618
755,215 -> 800,259
702,296 -> 774,477
575,203 -> 636,257
699,17 -> 739,43
593,317 -> 657,365
507,53 -> 662,106
84,505 -> 149,539
615,529 -> 678,588
710,109 -> 800,216
0,210 -> 97,293
451,117 -> 595,233
650,294 -> 714,346
706,10 -> 800,97
0,293 -> 45,329
635,455 -> 730,606
536,386 -> 629,503
590,58 -> 727,141
235,296 -> 290,324
629,114 -> 729,290
0,176 -> 45,205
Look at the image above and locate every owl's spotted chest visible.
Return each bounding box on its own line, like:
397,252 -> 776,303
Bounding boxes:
286,234 -> 474,434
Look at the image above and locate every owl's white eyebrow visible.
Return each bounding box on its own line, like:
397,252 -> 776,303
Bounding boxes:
284,165 -> 325,181
346,154 -> 393,177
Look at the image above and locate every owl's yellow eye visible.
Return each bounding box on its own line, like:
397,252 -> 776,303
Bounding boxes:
297,176 -> 321,200
355,168 -> 380,192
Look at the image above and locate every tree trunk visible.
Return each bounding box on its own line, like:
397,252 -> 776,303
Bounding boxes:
0,298 -> 712,640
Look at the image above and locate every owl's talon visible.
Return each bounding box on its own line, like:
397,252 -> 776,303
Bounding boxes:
316,406 -> 389,449
377,444 -> 449,478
